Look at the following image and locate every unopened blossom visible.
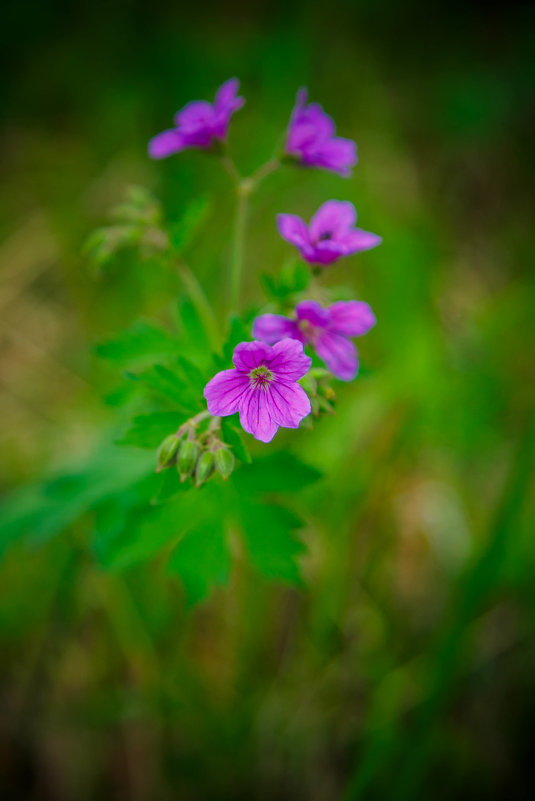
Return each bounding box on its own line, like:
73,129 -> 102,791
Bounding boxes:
149,78 -> 244,159
277,200 -> 381,266
203,339 -> 311,443
253,300 -> 376,382
285,89 -> 357,176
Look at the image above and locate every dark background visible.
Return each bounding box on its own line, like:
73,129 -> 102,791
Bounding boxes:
1,1 -> 534,799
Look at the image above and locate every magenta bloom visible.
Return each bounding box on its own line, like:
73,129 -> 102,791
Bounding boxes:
277,200 -> 381,266
149,78 -> 244,159
204,339 -> 312,443
285,89 -> 357,177
253,300 -> 376,382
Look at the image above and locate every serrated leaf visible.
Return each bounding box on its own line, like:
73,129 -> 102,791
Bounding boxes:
0,445 -> 154,554
95,500 -> 184,571
221,416 -> 251,464
233,452 -> 322,494
240,503 -> 306,584
96,321 -> 181,367
173,356 -> 207,395
117,412 -> 187,449
126,364 -> 198,413
167,521 -> 230,606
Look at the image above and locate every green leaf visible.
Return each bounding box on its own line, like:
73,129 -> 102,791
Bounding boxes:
176,297 -> 212,366
220,316 -> 252,365
150,467 -> 188,505
221,417 -> 251,464
280,259 -> 310,294
168,521 -> 230,606
169,196 -> 211,256
0,444 -> 154,554
96,320 -> 181,367
260,259 -> 310,301
125,364 -> 198,414
240,503 -> 305,584
233,452 -> 322,494
117,412 -> 187,449
95,500 -> 184,571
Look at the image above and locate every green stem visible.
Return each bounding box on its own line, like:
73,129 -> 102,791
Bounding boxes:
229,180 -> 251,315
221,152 -> 282,316
250,156 -> 281,185
175,259 -> 221,350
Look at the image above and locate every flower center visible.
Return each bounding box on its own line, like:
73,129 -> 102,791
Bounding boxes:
250,364 -> 274,387
298,320 -> 320,342
317,231 -> 332,242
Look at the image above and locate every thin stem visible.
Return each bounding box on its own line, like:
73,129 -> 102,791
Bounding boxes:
229,181 -> 251,315
250,157 -> 281,186
175,259 -> 221,350
220,153 -> 241,184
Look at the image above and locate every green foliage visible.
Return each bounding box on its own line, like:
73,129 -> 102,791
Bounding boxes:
168,195 -> 212,256
221,417 -> 252,464
168,521 -> 230,605
117,412 -> 187,448
261,258 -> 311,302
85,186 -> 166,269
240,502 -> 306,584
96,320 -> 182,366
233,451 -> 322,494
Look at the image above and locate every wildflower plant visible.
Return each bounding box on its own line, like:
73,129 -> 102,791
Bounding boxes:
81,78 -> 381,601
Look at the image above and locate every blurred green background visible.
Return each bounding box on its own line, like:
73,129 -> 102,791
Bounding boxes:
1,0 -> 535,798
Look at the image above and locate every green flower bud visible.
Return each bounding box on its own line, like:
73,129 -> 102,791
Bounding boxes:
157,434 -> 180,471
214,446 -> 235,480
195,450 -> 215,487
177,439 -> 200,481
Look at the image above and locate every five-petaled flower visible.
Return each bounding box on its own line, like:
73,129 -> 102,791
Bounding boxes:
149,78 -> 244,159
204,339 -> 312,443
253,299 -> 376,382
285,89 -> 357,177
277,200 -> 382,266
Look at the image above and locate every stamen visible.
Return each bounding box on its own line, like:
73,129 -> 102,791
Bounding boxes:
249,364 -> 273,387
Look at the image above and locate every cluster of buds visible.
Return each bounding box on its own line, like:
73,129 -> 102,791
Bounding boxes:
299,368 -> 337,420
156,412 -> 235,487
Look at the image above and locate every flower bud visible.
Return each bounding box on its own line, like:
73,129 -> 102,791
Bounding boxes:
195,451 -> 215,487
214,446 -> 235,480
177,439 -> 200,481
157,434 -> 180,471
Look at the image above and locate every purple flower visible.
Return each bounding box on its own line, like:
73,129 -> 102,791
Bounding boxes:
277,200 -> 381,266
149,78 -> 245,159
285,89 -> 357,176
204,339 -> 312,443
253,300 -> 376,382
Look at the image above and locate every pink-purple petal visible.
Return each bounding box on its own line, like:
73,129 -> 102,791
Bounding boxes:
268,338 -> 312,381
239,386 -> 279,443
315,331 -> 359,381
203,369 -> 248,416
296,300 -> 331,328
253,314 -> 301,345
329,301 -> 376,337
175,100 -> 215,131
268,382 -> 311,428
314,137 -> 358,176
309,200 -> 357,240
148,130 -> 186,159
232,341 -> 274,372
277,214 -> 311,249
339,228 -> 382,253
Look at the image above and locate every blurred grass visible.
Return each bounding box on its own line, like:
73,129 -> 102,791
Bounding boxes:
1,1 -> 535,799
